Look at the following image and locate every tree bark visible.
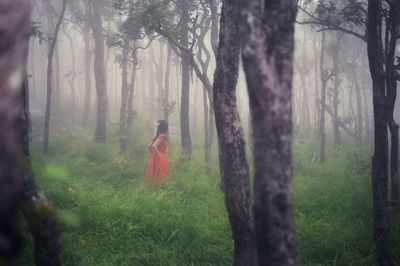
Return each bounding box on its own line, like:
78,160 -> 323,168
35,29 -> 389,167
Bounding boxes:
91,0 -> 108,143
63,26 -> 77,110
127,48 -> 137,132
331,33 -> 341,147
82,0 -> 92,127
367,0 -> 394,264
54,42 -> 61,113
120,41 -> 129,152
353,69 -> 363,141
213,1 -> 257,265
0,1 -> 32,260
385,1 -> 400,208
179,2 -> 192,161
320,32 -> 327,163
163,44 -> 172,123
240,0 -> 300,265
43,0 -> 67,155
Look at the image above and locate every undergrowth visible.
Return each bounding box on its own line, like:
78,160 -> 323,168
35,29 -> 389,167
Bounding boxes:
18,131 -> 400,265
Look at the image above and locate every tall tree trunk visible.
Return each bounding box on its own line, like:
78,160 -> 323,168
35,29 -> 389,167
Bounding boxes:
0,1 -> 32,260
320,32 -> 327,163
385,1 -> 399,208
54,43 -> 61,113
163,44 -> 172,123
63,26 -> 77,111
209,0 -> 219,57
313,32 -> 320,128
150,45 -> 164,119
332,34 -> 341,147
29,39 -> 37,103
363,85 -> 372,143
120,42 -> 129,152
213,1 -> 257,265
208,0 -> 218,166
91,0 -> 108,143
240,0 -> 300,265
353,69 -> 363,141
300,29 -> 310,132
179,2 -> 192,160
158,42 -> 165,118
148,54 -> 156,121
43,0 -> 67,155
127,48 -> 137,132
367,0 -> 394,264
82,0 -> 92,127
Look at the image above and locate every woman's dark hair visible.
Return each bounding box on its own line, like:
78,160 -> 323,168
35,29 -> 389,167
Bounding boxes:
153,120 -> 168,142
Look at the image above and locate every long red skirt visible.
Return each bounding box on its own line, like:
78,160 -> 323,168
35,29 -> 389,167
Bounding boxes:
146,152 -> 169,180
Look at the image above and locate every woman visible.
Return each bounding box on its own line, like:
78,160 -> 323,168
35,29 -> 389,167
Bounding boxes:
146,120 -> 169,181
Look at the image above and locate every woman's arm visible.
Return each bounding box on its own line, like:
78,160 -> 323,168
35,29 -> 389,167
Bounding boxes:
151,138 -> 163,159
147,141 -> 153,154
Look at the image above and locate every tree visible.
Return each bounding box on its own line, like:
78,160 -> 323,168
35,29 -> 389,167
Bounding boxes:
0,1 -> 61,264
82,0 -> 93,127
299,1 -> 400,263
0,2 -> 32,260
43,0 -> 67,155
240,0 -> 300,264
367,0 -> 395,264
212,0 -> 257,264
91,0 -> 108,143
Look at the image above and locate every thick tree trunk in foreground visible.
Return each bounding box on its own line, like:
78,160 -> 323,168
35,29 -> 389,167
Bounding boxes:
367,0 -> 394,264
213,1 -> 257,265
0,1 -> 32,260
91,0 -> 108,143
240,0 -> 300,265
43,0 -> 67,155
0,3 -> 61,264
179,2 -> 192,161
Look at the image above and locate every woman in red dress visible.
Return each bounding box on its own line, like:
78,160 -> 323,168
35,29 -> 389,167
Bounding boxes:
146,120 -> 169,181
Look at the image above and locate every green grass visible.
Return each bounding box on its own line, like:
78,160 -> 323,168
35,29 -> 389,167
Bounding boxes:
19,132 -> 400,265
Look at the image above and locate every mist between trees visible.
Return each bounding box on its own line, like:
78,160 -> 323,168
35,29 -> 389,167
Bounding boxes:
1,0 -> 400,265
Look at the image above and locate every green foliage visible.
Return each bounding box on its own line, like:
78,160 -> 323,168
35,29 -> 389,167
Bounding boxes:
312,0 -> 366,31
19,133 -> 400,265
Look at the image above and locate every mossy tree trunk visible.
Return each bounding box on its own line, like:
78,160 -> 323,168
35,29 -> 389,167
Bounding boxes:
367,0 -> 394,264
212,0 -> 257,264
91,0 -> 108,143
240,0 -> 300,264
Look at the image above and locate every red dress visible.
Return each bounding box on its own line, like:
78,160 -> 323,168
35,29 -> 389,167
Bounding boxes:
146,133 -> 169,180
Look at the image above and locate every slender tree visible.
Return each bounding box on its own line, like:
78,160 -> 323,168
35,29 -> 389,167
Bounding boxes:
43,0 -> 67,155
82,0 -> 93,127
91,0 -> 108,143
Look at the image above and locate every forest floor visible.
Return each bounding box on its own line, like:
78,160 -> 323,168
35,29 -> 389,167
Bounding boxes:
20,132 -> 400,265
